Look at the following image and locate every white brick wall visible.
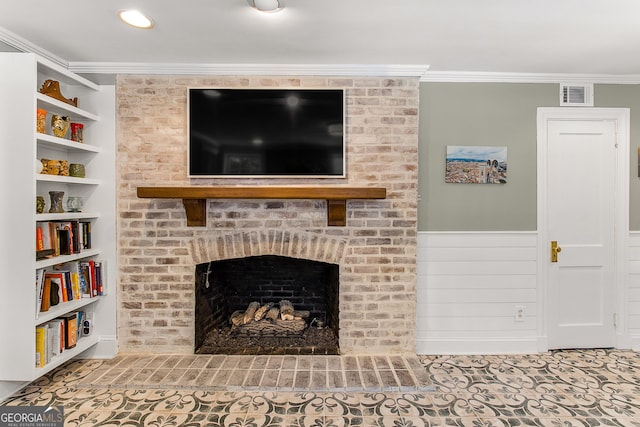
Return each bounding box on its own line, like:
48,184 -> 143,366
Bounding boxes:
116,76 -> 419,354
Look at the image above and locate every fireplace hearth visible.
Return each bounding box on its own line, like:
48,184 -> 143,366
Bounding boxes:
195,255 -> 340,354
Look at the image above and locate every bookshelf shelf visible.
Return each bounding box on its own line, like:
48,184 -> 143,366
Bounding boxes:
35,249 -> 101,269
37,133 -> 102,154
37,296 -> 103,324
36,174 -> 101,185
36,212 -> 100,221
36,93 -> 99,121
0,53 -> 117,386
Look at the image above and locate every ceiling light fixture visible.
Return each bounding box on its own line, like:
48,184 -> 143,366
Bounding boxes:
248,0 -> 284,13
118,9 -> 154,29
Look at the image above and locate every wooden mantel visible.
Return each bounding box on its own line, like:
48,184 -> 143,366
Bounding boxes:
136,186 -> 387,227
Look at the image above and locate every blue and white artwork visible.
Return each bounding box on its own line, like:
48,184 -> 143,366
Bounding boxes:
445,146 -> 507,184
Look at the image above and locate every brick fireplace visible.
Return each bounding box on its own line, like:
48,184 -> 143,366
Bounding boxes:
193,232 -> 342,355
117,75 -> 419,354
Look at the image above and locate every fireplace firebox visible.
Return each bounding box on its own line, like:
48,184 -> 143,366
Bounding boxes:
194,255 -> 340,354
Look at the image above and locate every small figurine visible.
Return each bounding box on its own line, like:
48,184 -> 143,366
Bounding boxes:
41,158 -> 60,175
59,160 -> 69,176
51,115 -> 70,138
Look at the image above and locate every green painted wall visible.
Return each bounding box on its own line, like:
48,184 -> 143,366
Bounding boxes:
594,84 -> 640,231
418,83 -> 555,231
418,82 -> 640,231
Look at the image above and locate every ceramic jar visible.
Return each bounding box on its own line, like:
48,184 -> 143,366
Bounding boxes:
48,191 -> 64,213
36,196 -> 45,214
66,196 -> 83,212
69,163 -> 85,178
70,122 -> 84,143
37,108 -> 47,134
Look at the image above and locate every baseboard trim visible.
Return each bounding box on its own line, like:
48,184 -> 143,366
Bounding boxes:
628,335 -> 640,351
416,338 -> 539,355
77,336 -> 117,359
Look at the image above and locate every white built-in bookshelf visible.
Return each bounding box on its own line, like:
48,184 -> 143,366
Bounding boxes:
0,53 -> 116,386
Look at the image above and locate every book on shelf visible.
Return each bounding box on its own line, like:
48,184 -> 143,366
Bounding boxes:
62,313 -> 77,349
40,277 -> 52,312
44,272 -> 66,304
36,226 -> 44,251
48,319 -> 64,357
35,325 -> 47,367
36,268 -> 45,315
71,221 -> 80,254
36,222 -> 53,252
79,259 -> 105,297
50,222 -> 59,257
80,221 -> 92,250
94,261 -> 104,296
76,311 -> 84,339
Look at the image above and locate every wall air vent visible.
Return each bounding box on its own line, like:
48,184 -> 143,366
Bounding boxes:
560,83 -> 593,106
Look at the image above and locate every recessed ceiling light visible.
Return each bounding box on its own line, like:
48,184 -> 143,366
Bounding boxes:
248,0 -> 284,13
118,9 -> 154,29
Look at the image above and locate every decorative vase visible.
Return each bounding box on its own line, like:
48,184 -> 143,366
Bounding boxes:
70,122 -> 84,143
69,163 -> 85,178
36,108 -> 47,134
48,191 -> 64,213
50,115 -> 70,138
35,158 -> 43,174
36,196 -> 45,214
66,196 -> 83,212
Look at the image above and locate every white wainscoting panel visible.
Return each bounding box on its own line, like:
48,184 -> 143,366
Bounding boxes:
628,232 -> 640,349
416,231 -> 539,354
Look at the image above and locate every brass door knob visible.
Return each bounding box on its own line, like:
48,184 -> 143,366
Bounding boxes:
551,241 -> 562,262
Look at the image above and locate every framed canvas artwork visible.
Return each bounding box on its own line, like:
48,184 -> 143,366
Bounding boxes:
445,146 -> 507,184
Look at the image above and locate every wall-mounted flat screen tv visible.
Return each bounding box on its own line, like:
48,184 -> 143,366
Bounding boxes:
188,88 -> 345,178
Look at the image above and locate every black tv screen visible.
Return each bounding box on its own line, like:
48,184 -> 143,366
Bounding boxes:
188,88 -> 345,177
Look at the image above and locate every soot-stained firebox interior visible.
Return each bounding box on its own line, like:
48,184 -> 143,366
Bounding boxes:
195,255 -> 340,355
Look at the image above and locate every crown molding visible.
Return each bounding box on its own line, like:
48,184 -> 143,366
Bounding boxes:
421,71 -> 640,84
67,62 -> 431,77
0,26 -> 68,68
3,23 -> 639,84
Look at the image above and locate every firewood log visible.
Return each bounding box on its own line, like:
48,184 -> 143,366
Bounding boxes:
254,303 -> 273,321
243,301 -> 260,324
230,310 -> 245,326
234,319 -> 306,336
265,306 -> 280,321
293,310 -> 310,320
279,300 -> 294,321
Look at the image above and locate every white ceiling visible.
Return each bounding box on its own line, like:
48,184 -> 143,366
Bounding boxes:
1,0 -> 640,79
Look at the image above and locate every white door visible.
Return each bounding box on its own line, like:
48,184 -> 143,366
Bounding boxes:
538,108 -> 629,350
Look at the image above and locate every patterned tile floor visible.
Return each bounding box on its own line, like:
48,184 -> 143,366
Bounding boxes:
2,349 -> 640,426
